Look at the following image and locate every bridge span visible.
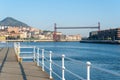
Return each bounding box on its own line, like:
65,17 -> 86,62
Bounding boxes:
53,22 -> 100,41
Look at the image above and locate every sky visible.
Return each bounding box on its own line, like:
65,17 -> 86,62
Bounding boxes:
0,0 -> 120,37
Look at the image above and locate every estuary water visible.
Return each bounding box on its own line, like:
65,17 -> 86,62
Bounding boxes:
19,42 -> 120,80
1,42 -> 119,80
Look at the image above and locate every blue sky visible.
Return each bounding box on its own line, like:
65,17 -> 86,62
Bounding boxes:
0,0 -> 120,36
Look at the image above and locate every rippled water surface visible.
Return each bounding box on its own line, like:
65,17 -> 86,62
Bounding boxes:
2,42 -> 120,80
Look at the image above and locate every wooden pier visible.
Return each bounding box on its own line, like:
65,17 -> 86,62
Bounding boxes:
0,48 -> 51,80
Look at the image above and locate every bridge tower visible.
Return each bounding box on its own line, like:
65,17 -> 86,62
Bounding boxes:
53,23 -> 57,41
98,22 -> 100,31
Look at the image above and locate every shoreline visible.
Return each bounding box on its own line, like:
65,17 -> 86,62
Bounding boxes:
0,40 -> 80,42
80,40 -> 120,44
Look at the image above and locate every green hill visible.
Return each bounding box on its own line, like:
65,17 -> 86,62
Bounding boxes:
0,17 -> 29,27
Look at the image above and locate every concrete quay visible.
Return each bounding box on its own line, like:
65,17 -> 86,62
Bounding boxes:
80,40 -> 120,44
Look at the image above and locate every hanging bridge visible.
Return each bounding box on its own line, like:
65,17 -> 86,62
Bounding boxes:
53,22 -> 100,41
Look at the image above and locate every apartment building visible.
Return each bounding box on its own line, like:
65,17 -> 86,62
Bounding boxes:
89,28 -> 120,40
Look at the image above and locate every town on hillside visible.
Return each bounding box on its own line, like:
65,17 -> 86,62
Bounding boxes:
0,17 -> 81,41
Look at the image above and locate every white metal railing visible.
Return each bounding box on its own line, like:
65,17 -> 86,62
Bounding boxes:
14,42 -> 34,62
14,42 -> 21,61
13,43 -> 120,80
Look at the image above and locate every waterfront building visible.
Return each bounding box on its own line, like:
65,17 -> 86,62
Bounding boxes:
52,32 -> 63,41
89,28 -> 120,40
55,35 -> 66,41
0,36 -> 6,41
39,34 -> 45,40
27,32 -> 32,38
66,34 -> 81,41
20,32 -> 27,39
8,33 -> 20,39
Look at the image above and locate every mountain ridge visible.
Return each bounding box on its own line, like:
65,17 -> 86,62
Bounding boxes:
0,17 -> 29,27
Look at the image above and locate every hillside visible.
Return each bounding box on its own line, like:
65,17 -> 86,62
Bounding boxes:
0,17 -> 29,27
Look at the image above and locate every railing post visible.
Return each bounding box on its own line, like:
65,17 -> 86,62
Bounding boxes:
62,54 -> 65,80
17,42 -> 20,56
18,43 -> 20,55
42,49 -> 45,71
17,42 -> 22,62
33,46 -> 36,62
86,61 -> 91,80
49,51 -> 52,79
37,48 -> 39,66
14,43 -> 16,53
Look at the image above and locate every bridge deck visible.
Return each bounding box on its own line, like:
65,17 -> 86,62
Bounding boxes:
0,48 -> 51,80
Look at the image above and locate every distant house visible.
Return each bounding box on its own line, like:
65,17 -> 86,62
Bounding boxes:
66,34 -> 81,41
20,32 -> 27,39
7,26 -> 19,33
0,36 -> 6,41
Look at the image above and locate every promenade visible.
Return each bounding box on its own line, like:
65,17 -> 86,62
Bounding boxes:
0,48 -> 51,80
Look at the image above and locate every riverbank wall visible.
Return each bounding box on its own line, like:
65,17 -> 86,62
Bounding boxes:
80,40 -> 120,44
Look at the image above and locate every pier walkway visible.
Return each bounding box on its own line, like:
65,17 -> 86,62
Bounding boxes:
0,48 -> 50,80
